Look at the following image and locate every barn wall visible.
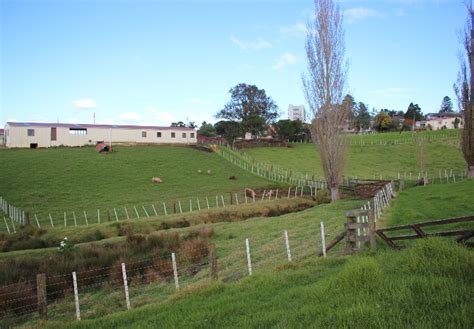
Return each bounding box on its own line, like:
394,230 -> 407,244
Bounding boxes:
4,124 -> 197,148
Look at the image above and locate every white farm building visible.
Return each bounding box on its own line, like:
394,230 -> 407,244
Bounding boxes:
4,122 -> 197,148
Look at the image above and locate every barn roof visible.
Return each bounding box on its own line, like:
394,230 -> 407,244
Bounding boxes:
5,122 -> 195,131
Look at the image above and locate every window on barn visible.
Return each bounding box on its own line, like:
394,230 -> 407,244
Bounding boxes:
171,132 -> 176,138
69,128 -> 87,135
27,129 -> 35,137
182,132 -> 186,138
157,132 -> 162,138
190,133 -> 195,138
142,131 -> 147,138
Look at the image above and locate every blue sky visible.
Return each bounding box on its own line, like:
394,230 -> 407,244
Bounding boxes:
0,0 -> 466,127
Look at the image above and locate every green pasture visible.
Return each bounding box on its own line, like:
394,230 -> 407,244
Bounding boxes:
0,145 -> 280,229
244,131 -> 465,179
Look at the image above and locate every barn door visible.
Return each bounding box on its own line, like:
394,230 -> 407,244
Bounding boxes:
51,127 -> 57,141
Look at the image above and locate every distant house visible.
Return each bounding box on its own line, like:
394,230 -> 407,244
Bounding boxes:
0,129 -> 4,145
4,122 -> 197,148
420,113 -> 463,130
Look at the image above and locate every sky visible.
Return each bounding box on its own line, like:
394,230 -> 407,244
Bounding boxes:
0,0 -> 467,127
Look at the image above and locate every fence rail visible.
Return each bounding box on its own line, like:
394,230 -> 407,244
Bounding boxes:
376,216 -> 474,249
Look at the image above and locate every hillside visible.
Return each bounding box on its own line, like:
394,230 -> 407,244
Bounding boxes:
0,145 -> 278,229
243,131 -> 464,179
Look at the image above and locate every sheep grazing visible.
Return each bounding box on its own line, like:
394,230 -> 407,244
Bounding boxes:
245,188 -> 256,198
152,177 -> 162,184
198,169 -> 202,174
207,169 -> 212,175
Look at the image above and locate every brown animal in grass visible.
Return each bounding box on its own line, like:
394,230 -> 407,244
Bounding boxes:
229,175 -> 236,180
245,188 -> 256,198
152,177 -> 162,184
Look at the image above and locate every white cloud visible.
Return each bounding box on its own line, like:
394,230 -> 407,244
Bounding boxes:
344,7 -> 382,24
119,112 -> 142,122
280,22 -> 307,37
230,35 -> 271,52
272,53 -> 297,71
73,98 -> 97,109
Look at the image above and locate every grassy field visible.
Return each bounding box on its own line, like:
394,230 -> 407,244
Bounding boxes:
385,180 -> 474,226
243,130 -> 465,179
0,145 -> 280,228
45,239 -> 474,329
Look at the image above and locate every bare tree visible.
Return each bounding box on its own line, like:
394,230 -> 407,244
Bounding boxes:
454,3 -> 474,178
302,0 -> 347,201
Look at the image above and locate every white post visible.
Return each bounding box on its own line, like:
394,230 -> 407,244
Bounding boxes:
221,195 -> 225,207
64,212 -> 67,227
287,187 -> 291,198
124,207 -> 130,220
197,199 -> 201,211
72,271 -> 81,320
151,204 -> 158,216
206,197 -> 210,209
72,211 -> 77,226
171,253 -> 179,290
275,189 -> 279,199
245,238 -> 252,276
10,218 -> 16,233
284,230 -> 292,262
178,200 -> 183,214
3,217 -> 10,234
134,206 -> 140,219
97,209 -> 101,224
215,196 -> 219,208
34,214 -> 40,228
49,214 -> 54,228
142,206 -> 149,217
189,199 -> 193,212
121,263 -> 131,310
235,193 -> 239,205
114,208 -> 119,221
163,202 -> 168,216
261,190 -> 266,201
320,222 -> 326,257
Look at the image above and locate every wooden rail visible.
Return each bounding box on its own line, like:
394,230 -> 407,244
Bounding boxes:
375,215 -> 474,249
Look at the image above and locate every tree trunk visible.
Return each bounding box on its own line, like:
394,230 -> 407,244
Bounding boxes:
330,186 -> 339,202
468,166 -> 474,178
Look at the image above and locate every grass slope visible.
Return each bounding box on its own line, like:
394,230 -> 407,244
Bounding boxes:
244,132 -> 464,179
48,239 -> 474,329
0,146 -> 276,225
385,180 -> 474,226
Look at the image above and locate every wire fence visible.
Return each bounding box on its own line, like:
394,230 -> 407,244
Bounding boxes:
0,187 -> 319,234
0,183 -> 396,327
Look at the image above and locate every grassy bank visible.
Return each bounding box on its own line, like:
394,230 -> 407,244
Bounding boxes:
46,239 -> 474,329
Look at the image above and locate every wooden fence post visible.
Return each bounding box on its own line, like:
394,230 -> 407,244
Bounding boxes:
172,253 -> 179,290
245,238 -> 252,276
36,273 -> 48,320
24,212 -> 30,226
284,230 -> 292,262
368,209 -> 376,252
121,263 -> 131,310
209,243 -> 218,280
320,222 -> 327,257
72,271 -> 81,320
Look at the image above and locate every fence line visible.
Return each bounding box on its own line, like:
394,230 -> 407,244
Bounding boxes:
0,188 -> 317,234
